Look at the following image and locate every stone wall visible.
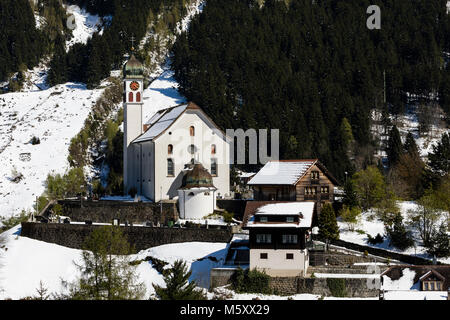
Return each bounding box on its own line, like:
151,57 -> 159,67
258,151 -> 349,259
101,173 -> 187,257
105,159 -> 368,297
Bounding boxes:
21,222 -> 233,252
55,200 -> 179,225
210,270 -> 379,297
210,268 -> 239,288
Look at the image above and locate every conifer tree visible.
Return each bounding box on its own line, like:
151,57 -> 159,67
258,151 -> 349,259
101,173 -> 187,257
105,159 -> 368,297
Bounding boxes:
386,214 -> 414,251
62,226 -> 146,300
428,223 -> 450,258
387,125 -> 403,168
318,203 -> 340,242
152,260 -> 206,300
428,133 -> 450,178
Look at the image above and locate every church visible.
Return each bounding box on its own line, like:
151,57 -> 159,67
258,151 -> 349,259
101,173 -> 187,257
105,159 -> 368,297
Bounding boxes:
122,53 -> 231,217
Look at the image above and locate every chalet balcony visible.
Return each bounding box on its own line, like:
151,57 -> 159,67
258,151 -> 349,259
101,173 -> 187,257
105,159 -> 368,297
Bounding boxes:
304,195 -> 319,201
310,180 -> 320,185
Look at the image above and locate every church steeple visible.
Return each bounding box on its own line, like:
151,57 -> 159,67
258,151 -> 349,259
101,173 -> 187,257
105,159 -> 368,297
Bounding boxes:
123,49 -> 145,195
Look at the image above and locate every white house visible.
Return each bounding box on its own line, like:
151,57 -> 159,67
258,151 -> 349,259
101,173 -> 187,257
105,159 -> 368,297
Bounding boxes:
122,54 -> 231,205
243,201 -> 315,277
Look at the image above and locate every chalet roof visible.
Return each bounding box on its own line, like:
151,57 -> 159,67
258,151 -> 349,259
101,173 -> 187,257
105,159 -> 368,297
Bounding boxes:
382,266 -> 450,291
132,102 -> 227,144
242,201 -> 315,229
247,160 -> 339,186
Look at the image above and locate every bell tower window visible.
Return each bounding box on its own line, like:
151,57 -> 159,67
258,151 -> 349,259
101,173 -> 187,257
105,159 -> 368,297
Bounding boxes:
129,92 -> 134,102
136,92 -> 141,102
190,126 -> 195,137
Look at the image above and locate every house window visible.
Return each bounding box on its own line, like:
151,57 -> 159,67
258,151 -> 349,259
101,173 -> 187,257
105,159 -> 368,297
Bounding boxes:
259,216 -> 268,223
136,92 -> 141,102
211,144 -> 216,155
167,159 -> 174,177
190,126 -> 195,137
305,187 -> 317,195
282,235 -> 298,244
168,144 -> 173,155
256,234 -> 272,244
286,216 -> 295,223
260,253 -> 268,259
286,253 -> 294,260
211,158 -> 218,176
129,92 -> 134,102
311,171 -> 320,180
321,186 -> 329,194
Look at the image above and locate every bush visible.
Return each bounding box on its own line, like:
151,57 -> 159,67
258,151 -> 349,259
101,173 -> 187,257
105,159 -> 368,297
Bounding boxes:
326,278 -> 347,297
30,136 -> 40,145
367,233 -> 384,245
231,268 -> 272,295
222,211 -> 234,224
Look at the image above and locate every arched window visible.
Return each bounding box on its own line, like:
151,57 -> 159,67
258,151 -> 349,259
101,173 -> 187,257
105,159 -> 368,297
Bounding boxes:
129,92 -> 134,102
136,92 -> 141,102
167,159 -> 174,177
168,144 -> 173,155
211,158 -> 218,176
188,144 -> 196,155
211,144 -> 216,155
190,126 -> 195,137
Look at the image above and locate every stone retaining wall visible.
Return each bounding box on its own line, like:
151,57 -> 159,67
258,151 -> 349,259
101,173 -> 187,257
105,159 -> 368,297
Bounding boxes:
21,222 -> 233,252
54,200 -> 179,225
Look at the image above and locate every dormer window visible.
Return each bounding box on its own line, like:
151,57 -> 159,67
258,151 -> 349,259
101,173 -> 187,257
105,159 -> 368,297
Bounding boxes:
190,126 -> 195,137
259,216 -> 268,223
286,216 -> 295,223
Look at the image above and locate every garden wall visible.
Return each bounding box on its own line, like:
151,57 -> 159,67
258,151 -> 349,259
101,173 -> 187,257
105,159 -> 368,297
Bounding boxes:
21,222 -> 233,252
55,200 -> 179,225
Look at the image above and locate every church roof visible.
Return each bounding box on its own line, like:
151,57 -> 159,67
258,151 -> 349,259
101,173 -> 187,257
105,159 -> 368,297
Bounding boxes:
132,102 -> 227,144
179,162 -> 216,190
123,54 -> 144,78
247,159 -> 339,186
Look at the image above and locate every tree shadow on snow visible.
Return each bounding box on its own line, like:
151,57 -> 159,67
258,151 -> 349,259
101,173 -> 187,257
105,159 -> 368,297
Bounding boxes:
189,246 -> 229,289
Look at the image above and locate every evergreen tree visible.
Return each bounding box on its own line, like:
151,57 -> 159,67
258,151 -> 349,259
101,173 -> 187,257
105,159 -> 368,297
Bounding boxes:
387,125 -> 403,168
404,132 -> 419,157
318,203 -> 340,242
386,214 -> 414,251
152,260 -> 206,300
428,133 -> 450,178
427,223 -> 450,258
342,180 -> 359,208
62,226 -> 146,300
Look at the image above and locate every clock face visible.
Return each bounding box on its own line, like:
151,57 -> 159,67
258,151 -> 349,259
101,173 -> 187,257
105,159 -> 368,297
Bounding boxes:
130,81 -> 140,91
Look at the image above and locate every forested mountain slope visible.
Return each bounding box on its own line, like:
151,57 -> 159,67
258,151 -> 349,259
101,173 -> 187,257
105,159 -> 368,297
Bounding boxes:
171,0 -> 450,179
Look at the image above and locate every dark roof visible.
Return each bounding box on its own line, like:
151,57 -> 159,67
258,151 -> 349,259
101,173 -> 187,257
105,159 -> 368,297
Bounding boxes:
382,266 -> 450,290
180,162 -> 216,190
123,54 -> 144,78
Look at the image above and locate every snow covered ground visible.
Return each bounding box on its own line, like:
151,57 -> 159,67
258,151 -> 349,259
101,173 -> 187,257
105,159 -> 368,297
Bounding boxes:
64,5 -> 110,49
0,225 -> 227,299
338,201 -> 450,264
0,81 -> 106,218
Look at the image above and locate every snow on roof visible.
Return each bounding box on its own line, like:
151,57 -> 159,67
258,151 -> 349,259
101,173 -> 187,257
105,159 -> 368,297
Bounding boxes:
248,160 -> 317,185
133,104 -> 188,143
382,268 -> 417,291
246,202 -> 315,228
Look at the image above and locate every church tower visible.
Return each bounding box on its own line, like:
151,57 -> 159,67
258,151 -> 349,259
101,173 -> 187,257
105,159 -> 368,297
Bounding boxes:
123,52 -> 144,194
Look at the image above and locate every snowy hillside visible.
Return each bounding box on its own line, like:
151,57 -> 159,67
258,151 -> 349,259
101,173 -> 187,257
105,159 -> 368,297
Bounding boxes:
0,5 -> 111,219
64,4 -> 111,49
0,80 -> 105,218
0,225 -> 227,299
338,201 -> 450,264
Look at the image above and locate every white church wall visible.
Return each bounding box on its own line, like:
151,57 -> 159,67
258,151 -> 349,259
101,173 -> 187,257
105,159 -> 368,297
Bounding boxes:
178,189 -> 216,219
152,110 -> 230,202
